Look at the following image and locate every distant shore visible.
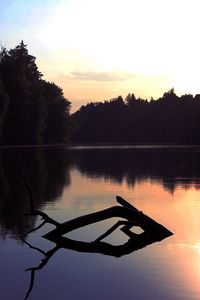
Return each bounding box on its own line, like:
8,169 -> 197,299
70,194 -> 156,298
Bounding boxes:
1,143 -> 200,150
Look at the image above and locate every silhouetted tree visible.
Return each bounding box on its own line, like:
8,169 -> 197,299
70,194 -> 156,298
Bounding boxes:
42,81 -> 71,143
72,89 -> 200,144
125,93 -> 136,107
162,88 -> 178,103
0,41 -> 72,144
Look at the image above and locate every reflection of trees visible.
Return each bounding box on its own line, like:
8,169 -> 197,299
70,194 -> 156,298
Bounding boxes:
0,147 -> 71,238
71,147 -> 200,193
1,146 -> 199,238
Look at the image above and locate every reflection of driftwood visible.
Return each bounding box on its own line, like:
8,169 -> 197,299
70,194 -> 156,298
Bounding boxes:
23,220 -> 172,299
22,239 -> 59,300
22,181 -> 59,229
22,184 -> 173,299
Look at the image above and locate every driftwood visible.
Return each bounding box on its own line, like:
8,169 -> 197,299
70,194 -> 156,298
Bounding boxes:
22,187 -> 173,254
43,195 -> 172,243
41,195 -> 173,257
22,183 -> 173,299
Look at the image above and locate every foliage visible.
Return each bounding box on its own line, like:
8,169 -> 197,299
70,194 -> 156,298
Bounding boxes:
0,41 -> 72,145
72,90 -> 200,144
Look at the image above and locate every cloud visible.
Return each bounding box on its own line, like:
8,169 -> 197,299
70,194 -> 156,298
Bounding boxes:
59,70 -> 136,82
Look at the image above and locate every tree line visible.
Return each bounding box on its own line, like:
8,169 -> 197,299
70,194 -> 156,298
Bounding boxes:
71,89 -> 200,144
1,41 -> 200,145
0,41 -> 72,145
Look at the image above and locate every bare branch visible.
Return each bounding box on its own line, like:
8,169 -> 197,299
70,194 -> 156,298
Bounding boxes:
25,211 -> 60,227
21,220 -> 47,238
116,196 -> 139,211
94,220 -> 139,242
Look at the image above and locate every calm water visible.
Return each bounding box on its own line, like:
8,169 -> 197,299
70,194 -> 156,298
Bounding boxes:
0,146 -> 200,300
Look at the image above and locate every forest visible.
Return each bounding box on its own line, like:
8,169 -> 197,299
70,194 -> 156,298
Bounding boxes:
0,41 -> 72,145
72,90 -> 200,144
1,42 -> 200,145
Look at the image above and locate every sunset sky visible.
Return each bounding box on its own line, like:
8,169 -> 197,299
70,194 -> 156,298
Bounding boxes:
1,0 -> 200,112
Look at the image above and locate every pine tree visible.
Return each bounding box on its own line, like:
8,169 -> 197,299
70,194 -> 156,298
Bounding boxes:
0,41 -> 44,144
0,41 -> 72,145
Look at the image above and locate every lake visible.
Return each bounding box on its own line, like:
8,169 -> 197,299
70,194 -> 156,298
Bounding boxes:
0,145 -> 200,300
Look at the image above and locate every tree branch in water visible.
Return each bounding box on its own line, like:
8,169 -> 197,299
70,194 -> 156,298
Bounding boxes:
22,188 -> 173,300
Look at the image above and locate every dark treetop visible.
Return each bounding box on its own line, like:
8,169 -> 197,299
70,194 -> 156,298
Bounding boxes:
0,41 -> 72,145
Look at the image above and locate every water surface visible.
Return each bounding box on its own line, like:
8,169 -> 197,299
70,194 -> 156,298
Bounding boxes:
0,146 -> 200,300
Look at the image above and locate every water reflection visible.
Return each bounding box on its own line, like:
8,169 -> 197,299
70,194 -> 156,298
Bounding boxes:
71,147 -> 200,193
0,146 -> 200,299
0,147 -> 71,238
0,146 -> 200,240
22,196 -> 172,300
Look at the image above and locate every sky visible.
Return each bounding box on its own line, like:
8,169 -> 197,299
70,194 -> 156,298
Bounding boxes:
1,0 -> 200,112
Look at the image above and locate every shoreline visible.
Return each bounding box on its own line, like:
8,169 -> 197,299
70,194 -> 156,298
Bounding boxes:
1,143 -> 200,150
